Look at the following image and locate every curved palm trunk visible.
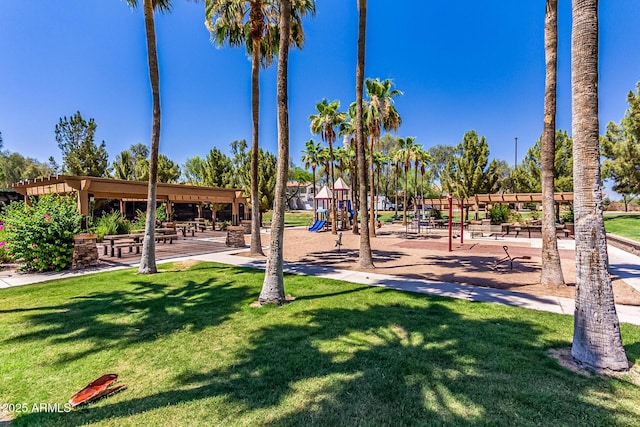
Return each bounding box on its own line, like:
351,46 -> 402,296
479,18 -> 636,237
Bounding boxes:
541,0 -> 565,286
260,0 -> 291,305
356,0 -> 373,267
368,137 -> 376,237
250,36 -> 265,256
570,0 -> 628,371
138,0 -> 160,274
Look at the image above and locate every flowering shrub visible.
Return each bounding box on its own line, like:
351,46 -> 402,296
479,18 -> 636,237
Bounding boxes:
0,222 -> 11,264
2,194 -> 81,272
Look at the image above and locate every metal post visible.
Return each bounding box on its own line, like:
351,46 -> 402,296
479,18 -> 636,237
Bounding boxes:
460,197 -> 464,244
448,194 -> 453,252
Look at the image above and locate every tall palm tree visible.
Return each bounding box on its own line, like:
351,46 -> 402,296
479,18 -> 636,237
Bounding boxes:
570,0 -> 628,371
355,0 -> 373,267
412,144 -> 430,215
339,115 -> 359,234
126,0 -> 171,274
206,0 -> 315,256
363,78 -> 402,236
395,137 -> 416,225
309,99 -> 347,234
540,0 -> 565,287
301,138 -> 321,203
259,0 -> 292,305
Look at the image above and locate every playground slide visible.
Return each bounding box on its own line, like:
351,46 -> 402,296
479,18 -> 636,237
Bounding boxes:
308,219 -> 326,232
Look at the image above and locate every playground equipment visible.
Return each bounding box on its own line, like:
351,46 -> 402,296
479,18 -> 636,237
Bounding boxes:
308,208 -> 327,232
310,180 -> 354,232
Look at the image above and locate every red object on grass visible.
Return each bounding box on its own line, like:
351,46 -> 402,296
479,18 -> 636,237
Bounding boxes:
68,374 -> 126,407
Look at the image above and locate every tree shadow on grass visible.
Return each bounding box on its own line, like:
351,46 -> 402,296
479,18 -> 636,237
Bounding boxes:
16,296 -> 640,426
2,265 -> 253,365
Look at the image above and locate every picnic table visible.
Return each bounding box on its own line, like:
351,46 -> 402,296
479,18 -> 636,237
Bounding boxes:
175,220 -> 208,236
102,234 -> 143,258
103,228 -> 178,258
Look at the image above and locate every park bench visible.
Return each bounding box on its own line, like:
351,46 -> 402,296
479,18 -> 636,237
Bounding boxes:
113,241 -> 143,258
155,233 -> 178,244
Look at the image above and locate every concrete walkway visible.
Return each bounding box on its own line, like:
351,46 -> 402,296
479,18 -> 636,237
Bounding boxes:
2,241 -> 640,326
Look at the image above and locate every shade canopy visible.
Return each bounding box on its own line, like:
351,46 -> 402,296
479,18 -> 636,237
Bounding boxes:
314,185 -> 333,200
11,175 -> 248,223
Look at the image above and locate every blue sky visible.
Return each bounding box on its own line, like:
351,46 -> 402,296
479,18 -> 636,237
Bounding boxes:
1,1 -> 639,180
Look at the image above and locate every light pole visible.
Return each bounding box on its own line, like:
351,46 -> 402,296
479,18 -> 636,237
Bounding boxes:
514,136 -> 518,196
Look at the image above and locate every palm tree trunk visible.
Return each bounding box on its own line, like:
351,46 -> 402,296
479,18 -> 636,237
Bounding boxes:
570,0 -> 628,371
403,164 -> 408,225
541,0 -> 565,286
414,161 -> 419,216
394,164 -> 399,218
260,0 -> 291,305
368,137 -> 376,237
250,36 -> 265,256
311,165 -> 317,213
138,0 -> 159,274
329,141 -> 337,234
356,0 -> 373,267
352,140 -> 359,234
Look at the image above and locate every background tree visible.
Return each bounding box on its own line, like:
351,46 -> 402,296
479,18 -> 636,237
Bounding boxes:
394,136 -> 417,225
602,82 -> 640,210
428,144 -> 456,184
231,140 -> 277,221
309,99 -> 346,234
513,131 -> 574,194
183,156 -> 207,185
260,0 -> 292,305
301,138 -> 321,200
126,0 -> 171,274
442,130 -> 496,218
55,111 -> 109,177
206,0 -> 315,257
363,78 -> 402,236
570,0 -> 628,371
0,151 -> 56,189
540,0 -> 565,287
136,154 -> 180,183
230,139 -> 250,188
112,143 -> 148,181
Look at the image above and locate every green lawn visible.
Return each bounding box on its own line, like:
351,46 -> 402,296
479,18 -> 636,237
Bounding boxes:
263,211 -> 314,227
605,213 -> 640,242
1,262 -> 640,426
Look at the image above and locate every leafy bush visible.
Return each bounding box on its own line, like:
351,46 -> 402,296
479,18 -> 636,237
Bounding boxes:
131,205 -> 168,231
2,194 -> 81,272
561,204 -> 574,223
431,208 -> 442,220
0,223 -> 12,264
93,211 -> 131,240
488,204 -> 511,225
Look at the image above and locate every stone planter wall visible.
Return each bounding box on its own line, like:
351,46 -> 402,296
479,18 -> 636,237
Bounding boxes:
226,226 -> 246,248
72,233 -> 98,269
241,220 -> 252,234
